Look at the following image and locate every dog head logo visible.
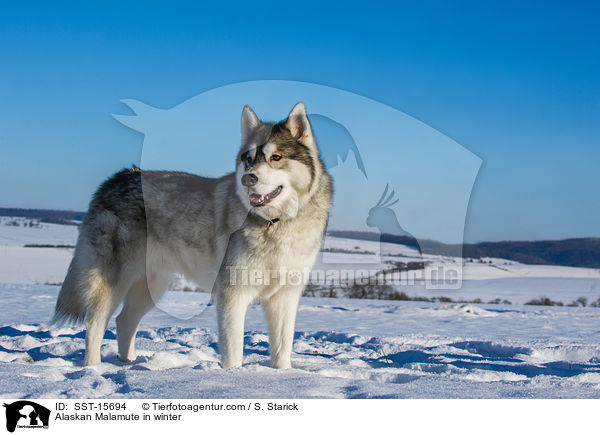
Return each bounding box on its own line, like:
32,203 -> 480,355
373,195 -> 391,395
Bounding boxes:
308,114 -> 367,178
3,401 -> 50,432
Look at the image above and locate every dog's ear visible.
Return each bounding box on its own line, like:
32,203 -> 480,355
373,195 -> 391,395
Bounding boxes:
241,105 -> 261,144
286,102 -> 315,147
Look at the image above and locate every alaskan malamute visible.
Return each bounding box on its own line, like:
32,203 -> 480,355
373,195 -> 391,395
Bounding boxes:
54,102 -> 332,369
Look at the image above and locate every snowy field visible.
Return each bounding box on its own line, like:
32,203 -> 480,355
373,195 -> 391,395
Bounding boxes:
1,217 -> 600,398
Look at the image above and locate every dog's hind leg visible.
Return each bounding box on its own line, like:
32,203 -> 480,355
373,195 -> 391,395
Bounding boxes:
84,270 -> 128,366
116,276 -> 161,362
264,287 -> 302,369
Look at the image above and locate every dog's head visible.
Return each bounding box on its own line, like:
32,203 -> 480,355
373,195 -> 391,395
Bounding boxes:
235,102 -> 323,221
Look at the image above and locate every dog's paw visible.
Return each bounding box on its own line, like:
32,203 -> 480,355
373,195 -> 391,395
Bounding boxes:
271,360 -> 292,369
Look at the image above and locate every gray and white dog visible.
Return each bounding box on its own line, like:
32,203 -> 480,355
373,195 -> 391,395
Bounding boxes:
53,102 -> 332,369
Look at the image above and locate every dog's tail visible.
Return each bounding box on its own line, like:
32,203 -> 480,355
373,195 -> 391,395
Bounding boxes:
52,238 -> 118,327
52,254 -> 89,325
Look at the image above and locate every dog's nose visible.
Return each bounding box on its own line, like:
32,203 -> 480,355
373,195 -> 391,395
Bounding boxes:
241,173 -> 258,187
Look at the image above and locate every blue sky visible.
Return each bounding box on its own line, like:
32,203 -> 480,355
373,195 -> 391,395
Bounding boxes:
0,1 -> 598,242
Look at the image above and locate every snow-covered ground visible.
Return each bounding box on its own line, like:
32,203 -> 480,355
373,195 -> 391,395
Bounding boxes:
1,217 -> 600,398
1,285 -> 600,398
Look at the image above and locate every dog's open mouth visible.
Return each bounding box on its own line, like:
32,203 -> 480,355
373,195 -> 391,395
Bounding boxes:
248,185 -> 283,207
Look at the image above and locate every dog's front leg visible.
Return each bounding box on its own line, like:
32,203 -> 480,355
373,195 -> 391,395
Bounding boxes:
217,288 -> 251,369
264,287 -> 302,369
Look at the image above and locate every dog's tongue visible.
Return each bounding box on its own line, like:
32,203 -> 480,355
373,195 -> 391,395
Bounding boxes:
249,193 -> 264,204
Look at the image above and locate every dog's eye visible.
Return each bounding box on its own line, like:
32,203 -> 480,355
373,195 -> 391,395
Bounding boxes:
242,154 -> 252,165
271,154 -> 282,162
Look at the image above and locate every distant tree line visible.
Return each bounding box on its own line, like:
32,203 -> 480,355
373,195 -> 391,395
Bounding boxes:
0,208 -> 84,226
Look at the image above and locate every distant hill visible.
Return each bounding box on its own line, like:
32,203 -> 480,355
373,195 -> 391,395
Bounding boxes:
328,230 -> 600,269
460,238 -> 600,269
0,208 -> 85,226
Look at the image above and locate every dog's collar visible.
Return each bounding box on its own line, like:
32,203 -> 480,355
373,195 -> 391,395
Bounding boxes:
265,218 -> 280,229
248,212 -> 281,230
